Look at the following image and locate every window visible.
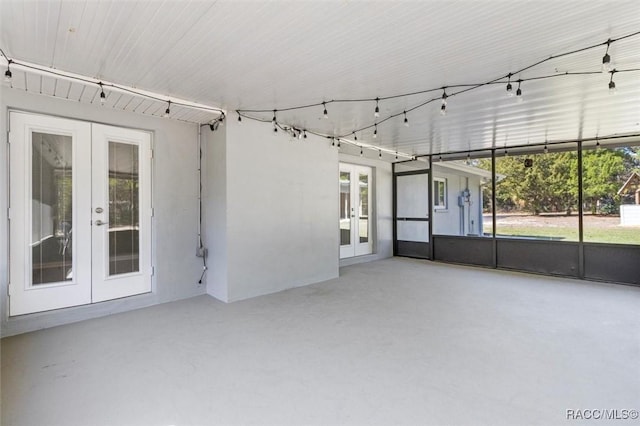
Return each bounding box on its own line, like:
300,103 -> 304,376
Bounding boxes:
582,141 -> 640,245
493,143 -> 579,241
434,178 -> 447,209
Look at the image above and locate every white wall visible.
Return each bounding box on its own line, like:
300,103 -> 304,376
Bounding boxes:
1,86 -> 205,336
203,117 -> 339,302
620,204 -> 640,226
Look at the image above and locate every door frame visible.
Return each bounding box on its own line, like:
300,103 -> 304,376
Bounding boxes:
392,164 -> 432,259
7,110 -> 154,316
339,163 -> 373,259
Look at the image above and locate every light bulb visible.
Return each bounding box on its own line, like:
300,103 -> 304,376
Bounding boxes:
403,111 -> 409,127
379,150 -> 382,158
441,89 -> 448,106
373,125 -> 377,138
506,82 -> 513,97
602,40 -> 612,73
323,103 -> 328,119
608,80 -> 616,94
602,53 -> 612,73
4,68 -> 12,83
440,104 -> 446,116
374,98 -> 380,118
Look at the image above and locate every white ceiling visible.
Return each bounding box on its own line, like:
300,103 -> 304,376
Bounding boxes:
1,0 -> 639,157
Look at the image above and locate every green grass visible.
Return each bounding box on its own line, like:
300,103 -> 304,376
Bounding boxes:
483,225 -> 640,245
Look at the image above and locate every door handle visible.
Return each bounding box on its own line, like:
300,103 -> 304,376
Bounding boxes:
95,220 -> 108,226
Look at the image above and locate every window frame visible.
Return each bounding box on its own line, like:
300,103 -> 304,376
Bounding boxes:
433,177 -> 447,210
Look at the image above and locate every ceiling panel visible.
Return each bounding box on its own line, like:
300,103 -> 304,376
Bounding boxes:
1,0 -> 639,156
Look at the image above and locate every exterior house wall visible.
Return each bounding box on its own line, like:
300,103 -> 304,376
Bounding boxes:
432,166 -> 484,237
1,86 -> 205,337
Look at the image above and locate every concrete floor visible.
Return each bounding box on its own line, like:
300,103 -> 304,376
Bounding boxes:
2,258 -> 640,426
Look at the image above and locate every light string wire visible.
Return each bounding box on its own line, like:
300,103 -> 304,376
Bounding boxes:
237,112 -> 415,159
236,30 -> 640,142
0,48 -> 225,122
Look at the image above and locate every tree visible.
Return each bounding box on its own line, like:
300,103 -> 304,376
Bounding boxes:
582,149 -> 626,213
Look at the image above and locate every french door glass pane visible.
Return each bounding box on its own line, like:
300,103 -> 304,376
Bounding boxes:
108,142 -> 140,275
32,132 -> 73,285
359,173 -> 369,243
340,171 -> 351,246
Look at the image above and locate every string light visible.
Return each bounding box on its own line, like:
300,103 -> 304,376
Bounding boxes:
164,101 -> 171,117
331,137 -> 335,147
516,80 -> 523,102
272,110 -> 277,123
237,114 -> 242,123
4,59 -> 12,82
608,70 -> 617,94
466,152 -> 471,164
440,103 -> 446,116
403,111 -> 409,127
596,138 -> 601,150
373,123 -> 377,138
303,130 -> 307,139
395,151 -> 398,160
374,97 -> 380,118
544,143 -> 549,154
337,139 -> 341,148
379,150 -> 382,158
353,132 -> 358,141
0,49 -> 224,120
99,82 -> 106,104
360,147 -> 363,156
323,102 -> 328,119
506,73 -> 513,97
237,32 -> 639,144
602,39 -> 612,73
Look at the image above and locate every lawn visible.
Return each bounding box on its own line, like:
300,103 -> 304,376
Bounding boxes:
482,214 -> 640,245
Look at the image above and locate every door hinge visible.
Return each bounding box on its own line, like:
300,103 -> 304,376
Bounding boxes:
7,207 -> 11,220
150,208 -> 154,217
7,283 -> 11,296
150,149 -> 154,159
6,130 -> 10,144
151,266 -> 155,276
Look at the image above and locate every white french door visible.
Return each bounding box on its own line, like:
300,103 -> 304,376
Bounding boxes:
8,112 -> 152,316
339,163 -> 373,259
91,124 -> 152,302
